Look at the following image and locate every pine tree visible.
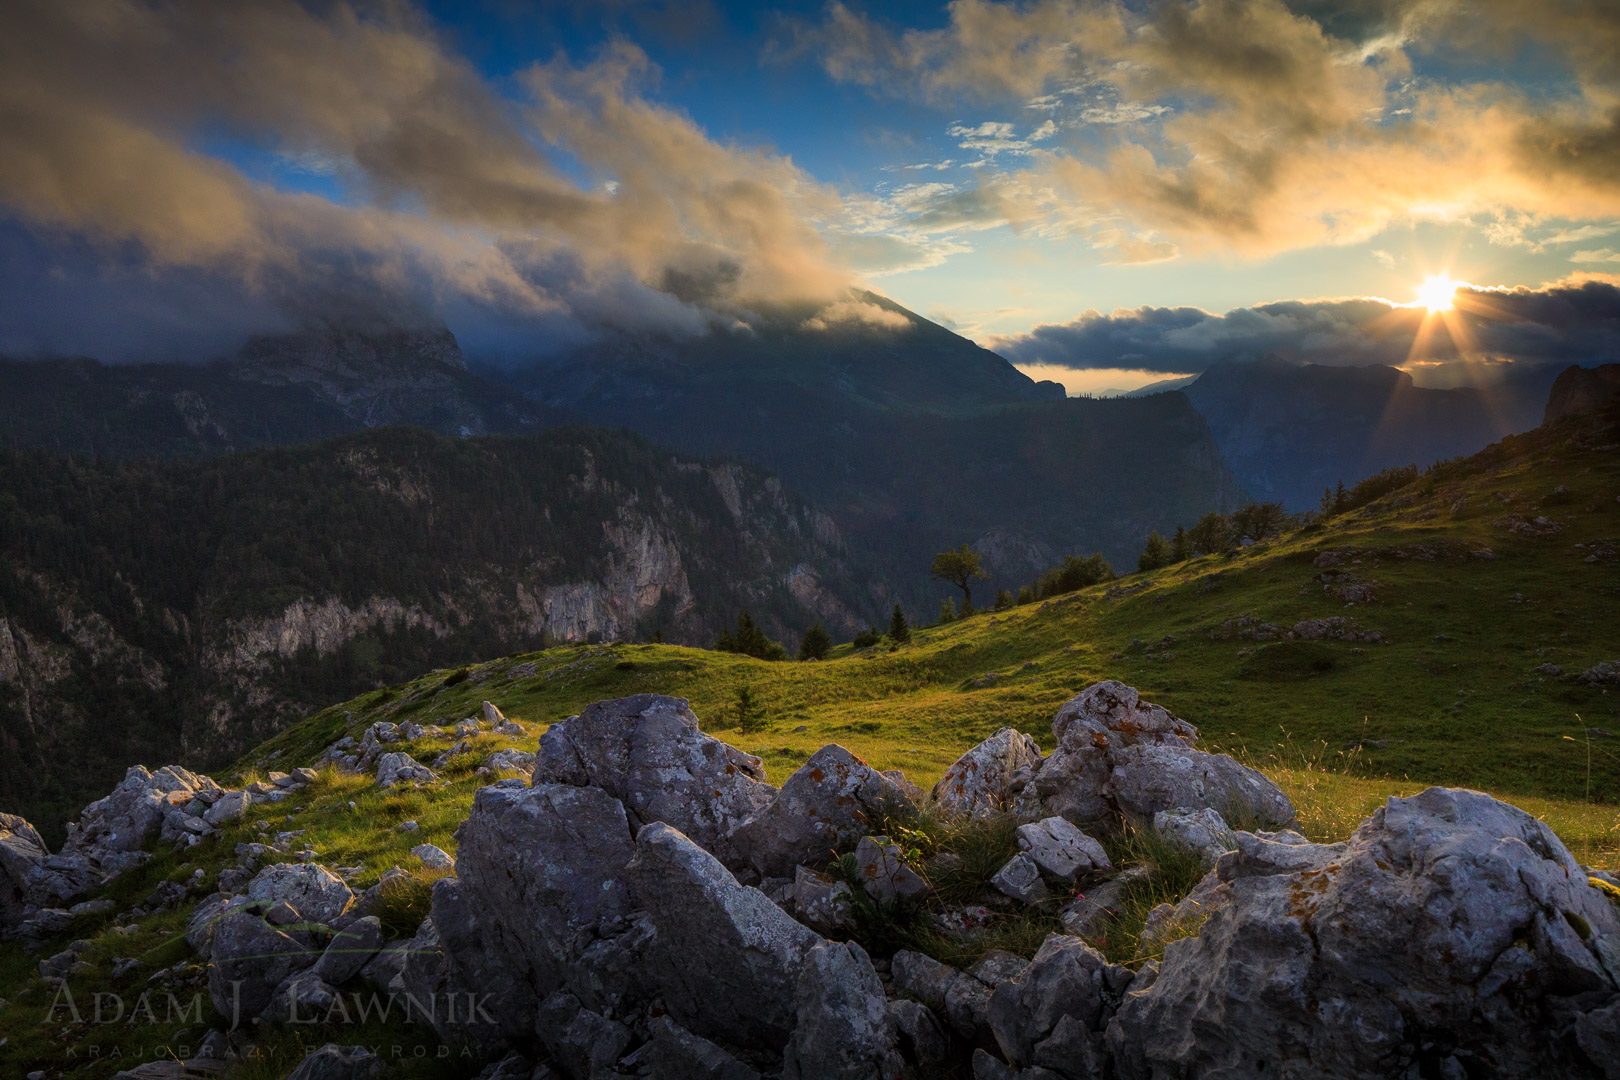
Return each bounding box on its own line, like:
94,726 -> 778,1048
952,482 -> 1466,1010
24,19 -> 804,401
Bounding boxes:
888,604 -> 910,644
797,623 -> 831,661
1137,530 -> 1171,571
1171,525 -> 1189,562
938,596 -> 957,624
735,683 -> 765,732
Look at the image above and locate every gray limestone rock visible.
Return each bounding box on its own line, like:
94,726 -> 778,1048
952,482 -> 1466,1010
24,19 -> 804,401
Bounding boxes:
627,821 -> 821,1050
374,752 -> 435,788
728,744 -> 913,878
782,940 -> 901,1080
0,812 -> 48,935
1034,681 -> 1197,823
312,915 -> 382,984
244,862 -> 353,926
411,843 -> 455,871
478,748 -> 536,775
987,933 -> 1109,1070
991,853 -> 1050,904
1151,806 -> 1235,865
1109,786 -> 1620,1079
932,727 -> 1045,819
532,694 -> 775,852
1016,817 -> 1110,884
207,909 -> 319,1020
854,835 -> 930,904
1057,867 -> 1151,940
791,864 -> 855,936
889,998 -> 951,1068
262,969 -> 338,1024
1108,742 -> 1294,828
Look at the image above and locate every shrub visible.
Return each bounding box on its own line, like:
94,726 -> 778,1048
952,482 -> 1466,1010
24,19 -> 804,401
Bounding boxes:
852,625 -> 882,648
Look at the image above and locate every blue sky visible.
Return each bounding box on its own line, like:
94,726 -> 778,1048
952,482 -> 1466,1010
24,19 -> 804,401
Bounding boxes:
2,1 -> 1619,388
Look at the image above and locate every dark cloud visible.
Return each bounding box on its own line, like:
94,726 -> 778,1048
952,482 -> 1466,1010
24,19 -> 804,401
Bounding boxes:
989,280 -> 1620,375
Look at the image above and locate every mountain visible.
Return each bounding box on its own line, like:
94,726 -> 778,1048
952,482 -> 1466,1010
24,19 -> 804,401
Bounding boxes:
0,426 -> 877,842
0,326 -> 548,459
496,293 -> 1243,590
1181,356 -> 1560,509
1116,374 -> 1199,397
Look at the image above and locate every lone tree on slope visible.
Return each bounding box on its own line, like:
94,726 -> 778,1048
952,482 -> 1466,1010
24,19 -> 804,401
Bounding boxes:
931,545 -> 988,612
889,604 -> 910,644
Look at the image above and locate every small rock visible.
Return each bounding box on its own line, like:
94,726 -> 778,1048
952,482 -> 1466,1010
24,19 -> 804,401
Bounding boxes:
1016,817 -> 1110,883
991,853 -> 1049,904
411,844 -> 455,871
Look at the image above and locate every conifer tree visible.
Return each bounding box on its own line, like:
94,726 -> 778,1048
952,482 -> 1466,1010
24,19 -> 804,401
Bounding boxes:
1137,530 -> 1171,571
888,604 -> 910,643
797,623 -> 831,661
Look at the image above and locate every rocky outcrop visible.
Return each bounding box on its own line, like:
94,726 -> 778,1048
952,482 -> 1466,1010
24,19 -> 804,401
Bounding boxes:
1545,363 -> 1620,425
931,681 -> 1294,832
533,694 -> 775,852
0,813 -> 48,933
1111,787 -> 1620,1078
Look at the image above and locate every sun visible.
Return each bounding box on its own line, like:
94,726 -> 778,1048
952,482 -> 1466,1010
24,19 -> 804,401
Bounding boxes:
1415,274 -> 1458,312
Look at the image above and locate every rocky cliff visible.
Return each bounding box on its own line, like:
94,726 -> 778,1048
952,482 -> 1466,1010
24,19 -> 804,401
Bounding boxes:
0,427 -> 878,842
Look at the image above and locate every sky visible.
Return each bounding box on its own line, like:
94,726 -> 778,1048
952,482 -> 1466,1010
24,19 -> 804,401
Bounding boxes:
2,0 -> 1619,391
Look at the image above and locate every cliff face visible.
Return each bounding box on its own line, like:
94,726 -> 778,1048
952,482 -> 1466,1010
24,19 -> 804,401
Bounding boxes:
0,427 -> 876,842
1545,364 -> 1620,425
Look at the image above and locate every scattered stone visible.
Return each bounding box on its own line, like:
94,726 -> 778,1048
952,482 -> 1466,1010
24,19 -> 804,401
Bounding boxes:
791,865 -> 854,937
312,915 -> 382,985
411,844 -> 455,871
477,748 -> 537,775
245,862 -> 353,926
782,940 -> 901,1080
397,820 -> 419,833
1058,867 -> 1152,939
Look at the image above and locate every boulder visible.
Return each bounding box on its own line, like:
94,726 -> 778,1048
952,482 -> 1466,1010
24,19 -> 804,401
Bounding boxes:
532,694 -> 775,852
728,744 -> 913,878
285,1044 -> 386,1080
1109,787 -> 1620,1079
374,752 -> 435,788
411,844 -> 455,871
0,812 -> 48,935
987,934 -> 1110,1071
889,999 -> 951,1069
782,940 -> 902,1080
481,701 -> 507,725
1031,681 -> 1197,823
1152,806 -> 1236,865
1108,742 -> 1294,827
627,821 -> 821,1050
312,915 -> 382,984
854,836 -> 930,904
478,748 -> 536,775
203,791 -> 250,826
932,728 -> 1045,819
207,909 -> 320,1020
244,863 -> 353,926
1016,817 -> 1110,884
891,948 -> 1001,1041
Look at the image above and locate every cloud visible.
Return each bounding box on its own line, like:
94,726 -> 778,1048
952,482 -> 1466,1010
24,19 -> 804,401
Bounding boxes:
1572,249 -> 1620,264
0,0 -> 859,358
988,280 -> 1620,374
792,0 -> 1620,262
